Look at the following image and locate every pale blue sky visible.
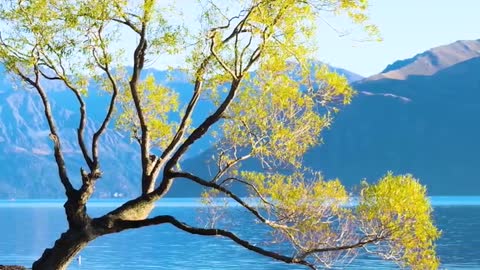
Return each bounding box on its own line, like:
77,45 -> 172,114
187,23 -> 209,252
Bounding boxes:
316,0 -> 480,76
139,1 -> 480,77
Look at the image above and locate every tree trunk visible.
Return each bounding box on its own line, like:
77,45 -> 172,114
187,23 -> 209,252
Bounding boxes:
32,228 -> 96,270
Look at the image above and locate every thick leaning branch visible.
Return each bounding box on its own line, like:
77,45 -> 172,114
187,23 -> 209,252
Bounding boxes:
159,52 -> 245,176
110,215 -> 316,270
25,66 -> 94,228
2,39 -> 92,226
112,18 -> 141,34
146,72 -> 207,193
67,25 -> 122,206
168,172 -> 388,267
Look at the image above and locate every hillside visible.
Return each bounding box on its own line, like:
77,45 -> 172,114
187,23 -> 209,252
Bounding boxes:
0,69 -> 199,198
369,39 -> 480,80
0,88 -> 140,198
2,38 -> 479,197
184,39 -> 480,196
308,40 -> 480,195
0,64 -> 360,198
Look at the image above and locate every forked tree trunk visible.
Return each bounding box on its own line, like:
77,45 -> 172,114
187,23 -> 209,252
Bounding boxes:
31,200 -> 156,270
32,228 -> 96,270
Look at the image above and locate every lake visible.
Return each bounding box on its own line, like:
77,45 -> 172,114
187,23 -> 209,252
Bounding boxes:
1,197 -> 479,269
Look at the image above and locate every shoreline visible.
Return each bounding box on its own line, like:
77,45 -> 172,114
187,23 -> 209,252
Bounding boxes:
0,266 -> 27,270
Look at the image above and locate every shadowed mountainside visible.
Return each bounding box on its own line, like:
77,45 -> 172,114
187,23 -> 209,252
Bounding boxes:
308,55 -> 480,195
182,39 -> 480,196
0,64 -> 360,198
2,39 -> 479,197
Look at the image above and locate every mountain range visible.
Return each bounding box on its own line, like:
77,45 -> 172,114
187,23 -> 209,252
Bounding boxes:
309,39 -> 480,195
0,39 -> 479,198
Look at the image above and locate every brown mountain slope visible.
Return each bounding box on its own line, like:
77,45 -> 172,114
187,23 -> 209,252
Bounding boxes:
367,39 -> 480,80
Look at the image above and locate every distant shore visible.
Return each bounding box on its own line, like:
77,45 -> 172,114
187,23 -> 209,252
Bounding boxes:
0,266 -> 27,270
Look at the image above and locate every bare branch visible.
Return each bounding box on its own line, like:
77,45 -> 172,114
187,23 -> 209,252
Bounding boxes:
127,16 -> 152,194
90,25 -> 119,169
212,153 -> 251,183
160,77 -> 241,180
209,32 -> 237,79
111,2 -> 141,34
112,18 -> 141,34
219,3 -> 259,46
218,177 -> 273,208
238,29 -> 254,73
151,6 -> 258,194
169,171 -> 268,223
154,55 -> 212,174
297,234 -> 387,260
155,2 -> 287,198
38,45 -> 94,170
14,66 -> 75,196
37,67 -> 61,81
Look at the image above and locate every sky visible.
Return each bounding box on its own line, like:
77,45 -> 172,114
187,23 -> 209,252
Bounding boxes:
315,0 -> 480,76
138,0 -> 480,77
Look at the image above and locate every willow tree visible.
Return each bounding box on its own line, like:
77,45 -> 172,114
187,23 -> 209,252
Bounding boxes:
0,0 -> 440,269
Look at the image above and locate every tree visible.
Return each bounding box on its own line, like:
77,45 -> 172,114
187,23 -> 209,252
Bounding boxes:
0,1 -> 439,269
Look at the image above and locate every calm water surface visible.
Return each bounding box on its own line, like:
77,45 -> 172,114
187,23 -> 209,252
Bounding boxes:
0,197 -> 479,269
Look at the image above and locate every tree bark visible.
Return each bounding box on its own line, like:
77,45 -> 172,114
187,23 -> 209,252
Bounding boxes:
32,228 -> 96,270
31,199 -> 156,270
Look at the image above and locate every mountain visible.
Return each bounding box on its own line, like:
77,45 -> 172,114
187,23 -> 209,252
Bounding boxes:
369,39 -> 480,80
0,69 -> 197,199
0,88 -> 140,198
0,64 -> 362,198
322,63 -> 364,83
183,39 -> 480,196
4,37 -> 480,198
306,39 -> 480,195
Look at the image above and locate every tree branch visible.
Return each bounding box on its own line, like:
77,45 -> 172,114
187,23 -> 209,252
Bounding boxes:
157,4 -> 258,167
111,215 -> 316,269
152,3 -> 264,198
111,2 -> 142,34
213,153 -> 251,183
90,25 -> 119,170
112,18 -> 141,34
14,66 -> 75,196
128,17 -> 152,194
209,33 -> 237,79
153,56 -> 212,176
218,176 -> 274,208
169,171 -> 268,223
154,77 -> 241,198
297,235 -> 387,260
39,45 -> 94,170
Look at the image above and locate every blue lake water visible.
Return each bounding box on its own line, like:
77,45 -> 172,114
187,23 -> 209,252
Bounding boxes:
1,197 -> 479,269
